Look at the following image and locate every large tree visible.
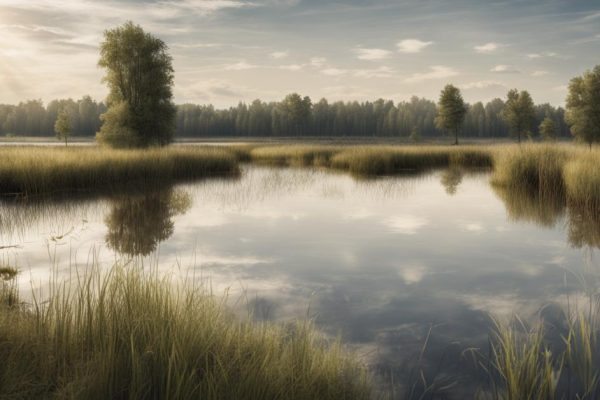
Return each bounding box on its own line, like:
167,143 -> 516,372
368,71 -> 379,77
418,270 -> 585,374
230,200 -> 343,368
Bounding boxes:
96,21 -> 176,147
435,84 -> 467,145
565,65 -> 600,148
502,89 -> 535,143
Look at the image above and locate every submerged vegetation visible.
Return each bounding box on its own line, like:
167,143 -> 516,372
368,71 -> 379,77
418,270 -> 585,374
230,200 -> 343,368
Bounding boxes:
0,265 -> 370,399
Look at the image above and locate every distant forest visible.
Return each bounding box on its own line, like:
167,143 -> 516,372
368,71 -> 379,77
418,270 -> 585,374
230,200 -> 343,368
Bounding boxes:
0,94 -> 570,139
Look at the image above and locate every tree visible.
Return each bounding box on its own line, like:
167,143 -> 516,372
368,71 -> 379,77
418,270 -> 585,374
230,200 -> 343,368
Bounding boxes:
539,117 -> 556,141
435,84 -> 467,145
502,89 -> 535,143
96,21 -> 176,148
54,109 -> 71,146
565,65 -> 600,149
279,93 -> 312,136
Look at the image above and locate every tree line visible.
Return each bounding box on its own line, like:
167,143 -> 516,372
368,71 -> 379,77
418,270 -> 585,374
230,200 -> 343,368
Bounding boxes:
0,21 -> 597,148
0,94 -> 570,140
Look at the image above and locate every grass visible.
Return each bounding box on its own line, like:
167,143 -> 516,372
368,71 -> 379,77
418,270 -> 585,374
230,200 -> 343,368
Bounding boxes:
0,146 -> 240,197
486,304 -> 600,400
0,264 -> 371,400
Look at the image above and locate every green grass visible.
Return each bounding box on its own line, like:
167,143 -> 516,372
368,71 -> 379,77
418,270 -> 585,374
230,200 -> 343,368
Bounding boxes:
0,146 -> 240,197
0,265 -> 371,400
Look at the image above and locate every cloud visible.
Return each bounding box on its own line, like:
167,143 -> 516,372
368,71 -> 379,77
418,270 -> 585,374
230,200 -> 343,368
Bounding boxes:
474,42 -> 504,53
490,64 -> 520,73
224,60 -> 257,70
278,64 -> 303,71
527,52 -> 562,59
404,65 -> 458,83
531,70 -> 549,77
353,47 -> 392,61
270,51 -> 288,59
309,57 -> 327,68
397,39 -> 433,53
462,80 -> 505,90
321,67 -> 348,76
353,66 -> 394,78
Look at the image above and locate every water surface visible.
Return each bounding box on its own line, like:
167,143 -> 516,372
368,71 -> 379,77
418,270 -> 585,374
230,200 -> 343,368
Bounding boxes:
1,165 -> 598,398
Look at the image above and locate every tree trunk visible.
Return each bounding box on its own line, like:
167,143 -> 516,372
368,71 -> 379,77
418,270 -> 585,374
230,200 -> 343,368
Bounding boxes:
454,128 -> 459,145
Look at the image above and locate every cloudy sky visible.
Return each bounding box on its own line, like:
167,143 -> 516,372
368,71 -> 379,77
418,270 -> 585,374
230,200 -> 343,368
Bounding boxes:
0,0 -> 599,108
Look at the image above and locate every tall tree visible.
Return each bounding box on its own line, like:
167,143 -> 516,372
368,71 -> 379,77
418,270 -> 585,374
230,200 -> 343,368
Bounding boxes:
539,117 -> 556,141
96,21 -> 176,147
565,65 -> 600,148
502,89 -> 535,143
435,84 -> 467,145
279,93 -> 312,136
54,109 -> 71,146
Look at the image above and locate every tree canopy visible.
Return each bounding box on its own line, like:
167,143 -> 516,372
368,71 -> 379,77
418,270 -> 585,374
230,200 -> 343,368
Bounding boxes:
54,109 -> 71,146
565,65 -> 600,148
539,117 -> 556,141
502,89 -> 535,143
435,84 -> 467,145
96,21 -> 176,148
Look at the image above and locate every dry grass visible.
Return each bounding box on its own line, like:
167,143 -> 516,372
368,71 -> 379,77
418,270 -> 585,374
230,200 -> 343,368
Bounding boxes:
0,146 -> 240,197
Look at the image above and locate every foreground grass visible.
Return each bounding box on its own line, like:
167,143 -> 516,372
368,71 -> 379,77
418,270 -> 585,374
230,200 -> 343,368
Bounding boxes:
0,146 -> 239,197
0,265 -> 371,400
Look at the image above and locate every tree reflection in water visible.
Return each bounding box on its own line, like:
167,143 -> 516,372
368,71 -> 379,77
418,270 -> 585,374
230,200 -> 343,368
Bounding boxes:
440,168 -> 463,196
105,189 -> 192,256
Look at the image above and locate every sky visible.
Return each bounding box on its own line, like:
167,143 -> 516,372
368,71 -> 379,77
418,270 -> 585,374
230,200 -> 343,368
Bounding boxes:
0,0 -> 599,108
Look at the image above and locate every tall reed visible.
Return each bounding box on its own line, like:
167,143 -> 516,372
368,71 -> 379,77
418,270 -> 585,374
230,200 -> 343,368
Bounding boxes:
0,146 -> 239,197
0,264 -> 371,400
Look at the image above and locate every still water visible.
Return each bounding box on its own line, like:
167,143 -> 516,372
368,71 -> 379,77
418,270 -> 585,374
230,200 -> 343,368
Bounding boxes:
1,165 -> 598,397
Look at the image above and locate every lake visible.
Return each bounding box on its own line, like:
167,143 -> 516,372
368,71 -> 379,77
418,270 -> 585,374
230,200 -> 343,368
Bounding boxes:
1,165 -> 597,398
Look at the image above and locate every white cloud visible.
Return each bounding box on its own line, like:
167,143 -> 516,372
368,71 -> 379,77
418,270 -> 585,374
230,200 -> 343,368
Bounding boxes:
278,64 -> 303,71
462,80 -> 505,89
269,51 -> 288,59
353,66 -> 394,78
531,70 -> 549,77
353,47 -> 392,61
527,51 -> 562,59
224,60 -> 257,70
397,38 -> 433,53
474,42 -> 504,53
490,64 -> 520,73
404,65 -> 458,83
309,57 -> 327,68
321,67 -> 348,76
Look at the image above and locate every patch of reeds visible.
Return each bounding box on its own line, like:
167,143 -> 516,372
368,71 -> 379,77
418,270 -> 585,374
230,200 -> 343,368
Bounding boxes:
0,264 -> 371,400
250,145 -> 340,167
330,146 -> 493,176
0,146 -> 240,197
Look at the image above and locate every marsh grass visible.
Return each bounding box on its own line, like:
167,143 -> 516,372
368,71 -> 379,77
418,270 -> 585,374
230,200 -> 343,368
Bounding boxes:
0,264 -> 371,400
486,300 -> 600,400
0,146 -> 240,197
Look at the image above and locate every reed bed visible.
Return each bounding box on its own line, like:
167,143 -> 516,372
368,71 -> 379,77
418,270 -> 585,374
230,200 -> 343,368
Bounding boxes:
0,146 -> 239,197
0,265 -> 371,400
250,145 -> 340,167
488,307 -> 600,400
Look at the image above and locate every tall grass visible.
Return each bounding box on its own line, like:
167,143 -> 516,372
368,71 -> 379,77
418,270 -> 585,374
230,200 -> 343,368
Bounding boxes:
487,301 -> 600,400
0,265 -> 371,399
0,146 -> 239,197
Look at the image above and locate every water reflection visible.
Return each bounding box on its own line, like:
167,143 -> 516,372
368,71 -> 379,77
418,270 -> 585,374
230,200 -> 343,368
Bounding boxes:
492,185 -> 566,228
440,168 -> 463,195
104,189 -> 191,256
2,166 -> 600,399
568,205 -> 600,250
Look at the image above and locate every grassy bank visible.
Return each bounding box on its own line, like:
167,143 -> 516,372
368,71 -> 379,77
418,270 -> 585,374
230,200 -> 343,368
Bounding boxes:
0,146 -> 239,197
0,265 -> 370,400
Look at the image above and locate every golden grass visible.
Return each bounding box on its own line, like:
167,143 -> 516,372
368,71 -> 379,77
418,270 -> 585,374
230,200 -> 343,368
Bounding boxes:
0,265 -> 371,399
0,146 -> 240,197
